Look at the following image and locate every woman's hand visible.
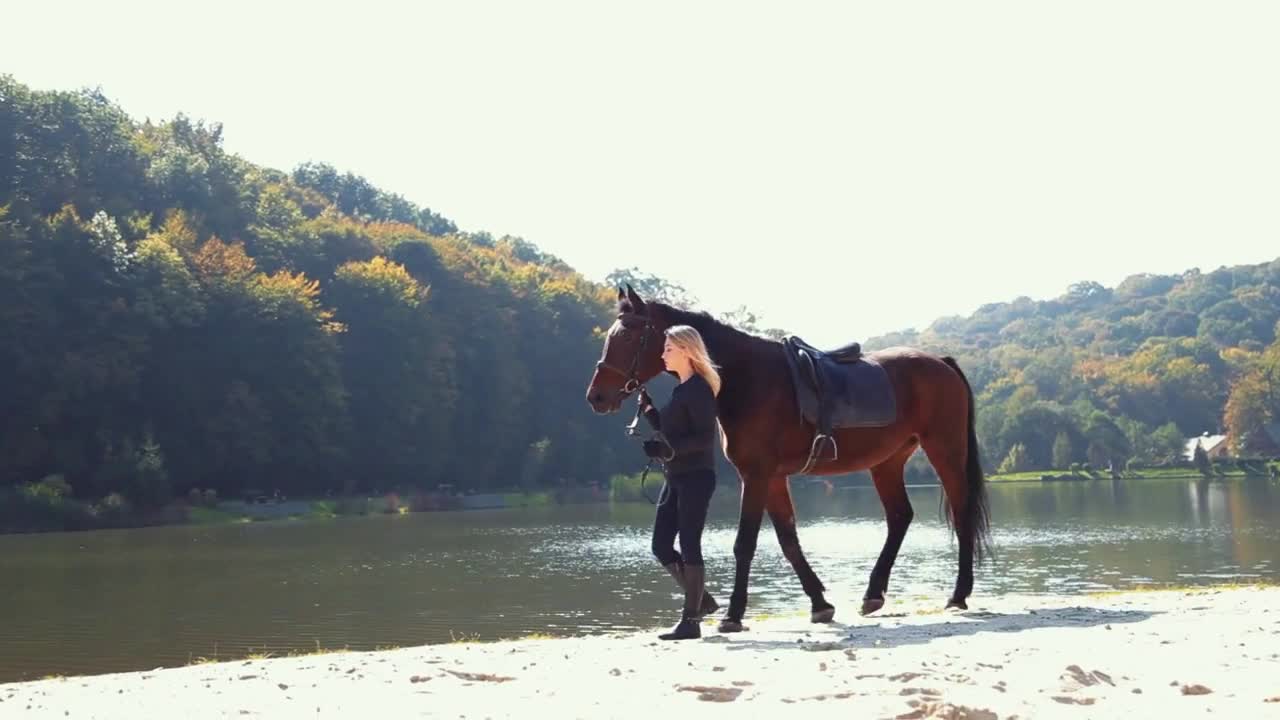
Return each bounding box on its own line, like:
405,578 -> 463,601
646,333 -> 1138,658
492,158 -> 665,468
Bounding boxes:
637,388 -> 661,430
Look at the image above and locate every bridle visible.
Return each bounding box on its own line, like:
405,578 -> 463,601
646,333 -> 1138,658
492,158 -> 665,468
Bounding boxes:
594,311 -> 671,506
594,312 -> 660,402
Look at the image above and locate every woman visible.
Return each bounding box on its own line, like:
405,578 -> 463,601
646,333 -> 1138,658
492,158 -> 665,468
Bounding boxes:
636,324 -> 722,641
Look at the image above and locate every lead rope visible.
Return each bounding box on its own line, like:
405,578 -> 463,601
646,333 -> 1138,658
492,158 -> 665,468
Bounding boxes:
638,435 -> 674,508
639,458 -> 665,506
627,394 -> 672,507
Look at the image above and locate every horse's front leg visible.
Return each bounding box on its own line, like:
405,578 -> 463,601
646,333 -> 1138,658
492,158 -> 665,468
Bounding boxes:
767,474 -> 835,623
719,475 -> 768,633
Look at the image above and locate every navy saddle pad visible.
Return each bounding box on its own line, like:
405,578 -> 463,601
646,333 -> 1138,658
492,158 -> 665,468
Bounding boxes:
781,336 -> 898,429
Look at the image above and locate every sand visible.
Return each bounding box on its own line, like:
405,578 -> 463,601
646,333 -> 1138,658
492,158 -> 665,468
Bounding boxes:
3,586 -> 1279,719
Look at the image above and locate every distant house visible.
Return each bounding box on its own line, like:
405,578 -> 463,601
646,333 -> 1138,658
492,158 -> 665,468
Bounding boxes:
1183,433 -> 1230,461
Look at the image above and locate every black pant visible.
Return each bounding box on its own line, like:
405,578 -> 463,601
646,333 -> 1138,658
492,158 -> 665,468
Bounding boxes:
650,468 -> 716,567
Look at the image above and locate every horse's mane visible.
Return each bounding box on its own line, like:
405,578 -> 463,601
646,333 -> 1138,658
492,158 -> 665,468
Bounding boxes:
617,298 -> 776,352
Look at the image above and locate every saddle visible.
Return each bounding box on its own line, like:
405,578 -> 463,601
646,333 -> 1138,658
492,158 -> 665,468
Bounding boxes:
788,335 -> 865,364
781,335 -> 898,471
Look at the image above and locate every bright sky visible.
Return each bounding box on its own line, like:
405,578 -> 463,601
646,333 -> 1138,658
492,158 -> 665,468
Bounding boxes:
4,1 -> 1278,346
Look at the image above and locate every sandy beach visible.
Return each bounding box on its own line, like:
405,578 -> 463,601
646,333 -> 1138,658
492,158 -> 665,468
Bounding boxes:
3,585 -> 1278,719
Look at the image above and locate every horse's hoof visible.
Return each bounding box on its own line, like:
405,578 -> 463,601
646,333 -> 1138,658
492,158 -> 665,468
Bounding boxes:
860,597 -> 884,616
945,599 -> 968,611
811,606 -> 835,624
717,619 -> 748,633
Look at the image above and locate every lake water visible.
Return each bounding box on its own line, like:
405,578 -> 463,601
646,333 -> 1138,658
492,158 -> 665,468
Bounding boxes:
1,477 -> 1277,683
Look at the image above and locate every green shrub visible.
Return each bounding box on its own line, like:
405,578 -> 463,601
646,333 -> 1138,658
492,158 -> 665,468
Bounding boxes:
0,481 -> 94,532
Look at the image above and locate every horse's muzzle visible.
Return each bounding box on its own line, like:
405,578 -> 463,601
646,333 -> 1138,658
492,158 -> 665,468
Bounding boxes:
586,384 -> 632,412
586,388 -> 618,414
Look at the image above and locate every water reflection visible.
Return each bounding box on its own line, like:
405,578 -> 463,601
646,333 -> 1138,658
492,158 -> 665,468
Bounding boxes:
0,477 -> 1276,682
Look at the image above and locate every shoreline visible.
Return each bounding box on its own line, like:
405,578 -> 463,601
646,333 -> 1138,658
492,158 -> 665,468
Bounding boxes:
6,471 -> 1276,537
4,586 -> 1278,719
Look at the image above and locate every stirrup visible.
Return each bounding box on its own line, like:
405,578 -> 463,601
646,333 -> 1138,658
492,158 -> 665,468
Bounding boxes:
797,433 -> 838,475
815,433 -> 838,461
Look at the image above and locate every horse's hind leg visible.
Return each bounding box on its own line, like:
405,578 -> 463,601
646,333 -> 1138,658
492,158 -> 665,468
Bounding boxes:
920,432 -> 974,610
766,475 -> 835,623
861,442 -> 917,616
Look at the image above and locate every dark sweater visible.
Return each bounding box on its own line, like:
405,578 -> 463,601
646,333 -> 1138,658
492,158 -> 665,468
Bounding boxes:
645,374 -> 719,475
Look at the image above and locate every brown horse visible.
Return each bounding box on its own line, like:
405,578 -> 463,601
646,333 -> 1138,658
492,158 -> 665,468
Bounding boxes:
585,285 -> 992,632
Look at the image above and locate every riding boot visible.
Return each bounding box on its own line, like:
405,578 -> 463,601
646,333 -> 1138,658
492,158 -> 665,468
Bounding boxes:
659,564 -> 704,641
663,562 -> 719,617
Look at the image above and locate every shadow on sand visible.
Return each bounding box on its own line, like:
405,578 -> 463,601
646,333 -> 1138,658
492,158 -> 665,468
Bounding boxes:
716,605 -> 1159,653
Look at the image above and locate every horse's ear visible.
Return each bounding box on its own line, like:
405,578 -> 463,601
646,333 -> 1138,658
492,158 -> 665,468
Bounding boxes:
625,283 -> 646,312
616,286 -> 626,301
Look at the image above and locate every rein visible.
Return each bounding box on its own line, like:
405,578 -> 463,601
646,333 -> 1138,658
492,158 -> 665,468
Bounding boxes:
628,398 -> 671,507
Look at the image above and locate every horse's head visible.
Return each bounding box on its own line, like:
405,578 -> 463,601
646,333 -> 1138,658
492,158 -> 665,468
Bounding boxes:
585,284 -> 667,414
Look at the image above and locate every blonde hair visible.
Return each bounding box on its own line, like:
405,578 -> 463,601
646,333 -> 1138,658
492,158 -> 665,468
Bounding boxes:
665,325 -> 721,396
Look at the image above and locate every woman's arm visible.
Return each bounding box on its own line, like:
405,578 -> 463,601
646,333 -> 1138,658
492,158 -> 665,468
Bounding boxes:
662,382 -> 717,456
638,389 -> 661,430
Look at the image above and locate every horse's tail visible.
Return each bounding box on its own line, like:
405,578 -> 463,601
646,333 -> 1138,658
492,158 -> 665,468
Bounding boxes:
941,356 -> 993,564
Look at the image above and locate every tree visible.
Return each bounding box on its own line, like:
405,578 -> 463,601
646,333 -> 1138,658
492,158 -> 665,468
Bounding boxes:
329,257 -> 452,490
245,184 -> 305,272
998,443 -> 1032,474
718,304 -> 760,334
1150,422 -> 1186,464
1064,280 -> 1112,307
1082,411 -> 1131,469
496,236 -> 567,270
998,401 -> 1077,470
291,161 -> 456,236
1052,431 -> 1074,469
603,267 -> 697,307
1193,441 -> 1212,477
1223,340 -> 1280,454
1081,337 -> 1228,435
